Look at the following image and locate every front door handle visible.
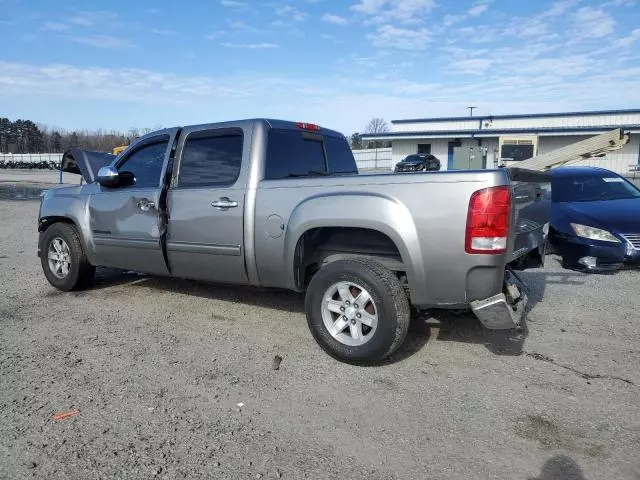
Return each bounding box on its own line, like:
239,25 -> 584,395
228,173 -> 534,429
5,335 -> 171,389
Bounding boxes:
212,197 -> 238,210
137,198 -> 156,212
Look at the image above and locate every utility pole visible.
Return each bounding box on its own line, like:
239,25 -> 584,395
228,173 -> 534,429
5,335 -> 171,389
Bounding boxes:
467,106 -> 476,117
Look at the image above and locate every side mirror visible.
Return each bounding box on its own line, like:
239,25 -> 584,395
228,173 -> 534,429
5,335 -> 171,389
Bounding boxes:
96,166 -> 120,187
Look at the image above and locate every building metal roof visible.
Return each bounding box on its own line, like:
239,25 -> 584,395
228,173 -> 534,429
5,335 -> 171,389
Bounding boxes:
390,109 -> 640,125
361,124 -> 640,140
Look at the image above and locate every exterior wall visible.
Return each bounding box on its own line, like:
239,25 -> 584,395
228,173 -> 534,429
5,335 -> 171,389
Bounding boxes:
391,138 -> 450,170
479,138 -> 499,168
392,138 -> 501,170
388,133 -> 639,174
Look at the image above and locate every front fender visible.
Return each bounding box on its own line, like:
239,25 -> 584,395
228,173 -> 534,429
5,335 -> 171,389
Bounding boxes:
39,188 -> 96,264
283,191 -> 425,295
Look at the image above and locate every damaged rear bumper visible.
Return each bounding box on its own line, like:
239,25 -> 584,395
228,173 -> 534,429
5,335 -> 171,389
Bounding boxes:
469,271 -> 527,329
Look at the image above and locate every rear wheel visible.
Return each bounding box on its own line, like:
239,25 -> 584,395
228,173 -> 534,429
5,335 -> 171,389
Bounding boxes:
40,223 -> 95,291
305,258 -> 410,364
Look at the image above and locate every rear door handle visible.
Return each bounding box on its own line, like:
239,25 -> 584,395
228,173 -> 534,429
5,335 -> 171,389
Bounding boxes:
211,197 -> 238,209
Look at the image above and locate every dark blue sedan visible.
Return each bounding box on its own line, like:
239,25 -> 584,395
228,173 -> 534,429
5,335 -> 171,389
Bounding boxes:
548,166 -> 640,272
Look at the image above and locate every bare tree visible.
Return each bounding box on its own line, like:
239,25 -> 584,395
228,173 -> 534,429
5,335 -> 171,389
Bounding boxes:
365,117 -> 389,134
364,118 -> 390,149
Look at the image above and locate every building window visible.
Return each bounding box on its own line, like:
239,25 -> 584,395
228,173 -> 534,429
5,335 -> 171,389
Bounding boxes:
417,143 -> 431,154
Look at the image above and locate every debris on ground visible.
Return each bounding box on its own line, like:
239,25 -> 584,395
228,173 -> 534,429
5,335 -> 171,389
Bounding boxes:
272,355 -> 282,370
52,409 -> 80,421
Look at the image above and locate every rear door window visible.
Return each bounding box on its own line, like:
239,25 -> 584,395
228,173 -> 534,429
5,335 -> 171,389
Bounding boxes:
178,131 -> 243,187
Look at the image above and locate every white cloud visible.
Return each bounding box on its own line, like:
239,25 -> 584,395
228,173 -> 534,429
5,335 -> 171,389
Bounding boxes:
205,31 -> 228,40
276,5 -> 307,22
352,55 -> 379,68
322,13 -> 348,25
615,28 -> 640,46
351,0 -> 386,14
2,58 -> 640,135
443,14 -> 463,26
228,21 -> 265,34
71,35 -> 134,49
454,25 -> 501,44
450,58 -> 493,75
504,18 -> 558,39
42,22 -> 68,32
221,42 -> 279,49
468,1 -> 490,17
571,7 -> 615,39
150,29 -> 176,36
0,61 -> 247,104
351,0 -> 436,24
540,0 -> 579,18
368,24 -> 429,50
68,11 -> 117,27
220,0 -> 248,8
440,1 -> 490,28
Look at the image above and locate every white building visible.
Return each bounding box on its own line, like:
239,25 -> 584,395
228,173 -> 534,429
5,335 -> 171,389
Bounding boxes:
361,109 -> 640,175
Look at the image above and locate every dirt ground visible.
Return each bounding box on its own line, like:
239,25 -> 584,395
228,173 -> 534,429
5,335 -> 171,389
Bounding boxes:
0,195 -> 639,480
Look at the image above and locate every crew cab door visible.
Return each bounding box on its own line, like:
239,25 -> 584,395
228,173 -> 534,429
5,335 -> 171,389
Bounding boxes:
166,125 -> 249,284
88,131 -> 177,274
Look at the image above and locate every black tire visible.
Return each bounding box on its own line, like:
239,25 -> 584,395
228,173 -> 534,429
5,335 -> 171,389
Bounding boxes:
40,223 -> 95,291
305,258 -> 410,364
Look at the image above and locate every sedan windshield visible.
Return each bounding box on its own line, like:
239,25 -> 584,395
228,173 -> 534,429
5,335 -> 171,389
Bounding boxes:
552,172 -> 640,202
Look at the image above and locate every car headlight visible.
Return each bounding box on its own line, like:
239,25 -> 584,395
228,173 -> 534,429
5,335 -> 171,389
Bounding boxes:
570,223 -> 620,243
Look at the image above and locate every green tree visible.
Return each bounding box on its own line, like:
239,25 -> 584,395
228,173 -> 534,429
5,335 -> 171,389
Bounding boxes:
350,132 -> 363,150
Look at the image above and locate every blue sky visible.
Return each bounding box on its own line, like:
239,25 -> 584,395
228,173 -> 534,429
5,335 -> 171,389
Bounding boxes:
1,0 -> 639,135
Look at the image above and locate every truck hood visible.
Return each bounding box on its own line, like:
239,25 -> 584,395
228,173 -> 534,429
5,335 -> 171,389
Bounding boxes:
61,149 -> 116,184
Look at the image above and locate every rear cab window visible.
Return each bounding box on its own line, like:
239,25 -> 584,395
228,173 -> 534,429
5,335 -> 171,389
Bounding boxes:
264,128 -> 357,180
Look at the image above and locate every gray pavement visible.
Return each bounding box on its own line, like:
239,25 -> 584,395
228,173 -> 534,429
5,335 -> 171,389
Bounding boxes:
0,199 -> 638,480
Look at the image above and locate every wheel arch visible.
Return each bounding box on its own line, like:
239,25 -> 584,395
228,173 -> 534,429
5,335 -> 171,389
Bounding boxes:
38,215 -> 77,233
283,192 -> 425,293
38,215 -> 94,265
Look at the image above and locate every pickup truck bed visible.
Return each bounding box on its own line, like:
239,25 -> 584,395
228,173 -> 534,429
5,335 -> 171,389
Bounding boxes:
40,119 -> 550,364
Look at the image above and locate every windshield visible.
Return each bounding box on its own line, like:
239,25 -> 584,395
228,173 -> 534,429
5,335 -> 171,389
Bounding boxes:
552,172 -> 640,202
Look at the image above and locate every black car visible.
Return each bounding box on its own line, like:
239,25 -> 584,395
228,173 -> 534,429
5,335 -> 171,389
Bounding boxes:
394,154 -> 441,172
548,166 -> 640,272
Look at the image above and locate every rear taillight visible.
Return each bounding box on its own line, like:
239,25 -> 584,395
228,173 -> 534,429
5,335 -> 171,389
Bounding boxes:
465,186 -> 511,254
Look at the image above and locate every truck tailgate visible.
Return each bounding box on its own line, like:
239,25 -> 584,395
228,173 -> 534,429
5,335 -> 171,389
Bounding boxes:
507,168 -> 552,265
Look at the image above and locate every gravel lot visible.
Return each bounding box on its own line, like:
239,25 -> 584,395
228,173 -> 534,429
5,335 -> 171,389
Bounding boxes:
1,188 -> 639,480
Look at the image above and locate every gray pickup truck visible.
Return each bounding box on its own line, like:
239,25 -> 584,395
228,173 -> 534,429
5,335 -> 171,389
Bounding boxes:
38,119 -> 550,363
